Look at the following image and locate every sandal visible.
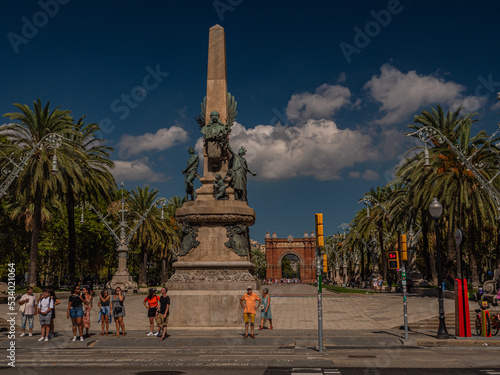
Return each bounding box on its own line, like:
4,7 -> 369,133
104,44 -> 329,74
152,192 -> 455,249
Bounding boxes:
258,327 -> 263,330
99,332 -> 104,336
269,327 -> 273,330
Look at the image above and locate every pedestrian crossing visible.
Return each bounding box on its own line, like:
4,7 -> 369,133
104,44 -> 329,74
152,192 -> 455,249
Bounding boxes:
479,370 -> 500,375
264,369 -> 340,375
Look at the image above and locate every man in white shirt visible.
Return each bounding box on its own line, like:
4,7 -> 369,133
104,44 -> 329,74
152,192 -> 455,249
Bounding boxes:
19,287 -> 37,337
37,289 -> 54,342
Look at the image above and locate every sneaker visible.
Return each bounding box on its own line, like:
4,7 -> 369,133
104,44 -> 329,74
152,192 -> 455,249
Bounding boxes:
80,337 -> 84,342
38,336 -> 45,342
147,332 -> 154,336
72,336 -> 77,342
20,333 -> 25,337
29,333 -> 33,337
44,337 -> 49,342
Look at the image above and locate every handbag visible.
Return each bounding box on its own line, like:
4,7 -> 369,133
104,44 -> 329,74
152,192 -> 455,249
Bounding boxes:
19,302 -> 25,314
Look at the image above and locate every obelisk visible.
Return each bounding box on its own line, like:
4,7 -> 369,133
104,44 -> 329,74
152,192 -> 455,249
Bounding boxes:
197,24 -> 230,199
167,25 -> 259,327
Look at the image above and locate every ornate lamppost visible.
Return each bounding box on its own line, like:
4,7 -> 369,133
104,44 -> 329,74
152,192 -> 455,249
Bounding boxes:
81,182 -> 168,291
429,197 -> 450,339
0,133 -> 63,197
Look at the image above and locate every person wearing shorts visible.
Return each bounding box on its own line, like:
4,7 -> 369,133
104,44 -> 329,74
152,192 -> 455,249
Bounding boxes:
67,285 -> 84,342
156,287 -> 170,341
240,286 -> 261,339
19,287 -> 37,337
37,289 -> 54,342
143,288 -> 160,336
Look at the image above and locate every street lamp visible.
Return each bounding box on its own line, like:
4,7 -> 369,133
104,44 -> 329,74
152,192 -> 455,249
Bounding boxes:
429,197 -> 450,339
80,182 -> 168,291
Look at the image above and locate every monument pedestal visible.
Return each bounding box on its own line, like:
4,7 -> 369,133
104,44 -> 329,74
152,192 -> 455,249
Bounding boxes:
167,200 -> 259,327
106,247 -> 138,292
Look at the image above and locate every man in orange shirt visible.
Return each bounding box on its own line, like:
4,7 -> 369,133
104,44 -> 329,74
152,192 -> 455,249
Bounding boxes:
240,286 -> 261,339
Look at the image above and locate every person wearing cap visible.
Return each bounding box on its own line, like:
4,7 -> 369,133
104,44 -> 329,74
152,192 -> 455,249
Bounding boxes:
143,288 -> 160,336
240,286 -> 261,339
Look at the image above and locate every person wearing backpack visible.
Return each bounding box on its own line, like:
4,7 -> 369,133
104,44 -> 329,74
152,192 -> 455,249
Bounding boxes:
143,288 -> 160,336
19,287 -> 37,337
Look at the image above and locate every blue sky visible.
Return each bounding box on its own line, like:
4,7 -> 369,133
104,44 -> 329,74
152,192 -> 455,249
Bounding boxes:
1,1 -> 500,242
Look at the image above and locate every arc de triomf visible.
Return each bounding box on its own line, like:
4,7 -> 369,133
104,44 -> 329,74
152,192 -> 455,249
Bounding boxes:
265,232 -> 317,281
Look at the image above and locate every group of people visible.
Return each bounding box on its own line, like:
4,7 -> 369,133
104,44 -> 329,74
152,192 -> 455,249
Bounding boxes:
19,285 -> 273,341
19,285 -> 171,342
19,287 -> 60,341
240,286 -> 273,339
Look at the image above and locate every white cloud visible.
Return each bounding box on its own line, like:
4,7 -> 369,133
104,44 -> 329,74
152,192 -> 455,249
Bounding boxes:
349,171 -> 361,178
362,170 -> 380,180
491,101 -> 500,111
286,84 -> 355,123
228,120 -> 379,181
118,126 -> 188,158
364,65 -> 475,125
112,157 -> 165,182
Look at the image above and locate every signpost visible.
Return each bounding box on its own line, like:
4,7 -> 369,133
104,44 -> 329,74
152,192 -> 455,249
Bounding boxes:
454,229 -> 471,337
315,213 -> 324,352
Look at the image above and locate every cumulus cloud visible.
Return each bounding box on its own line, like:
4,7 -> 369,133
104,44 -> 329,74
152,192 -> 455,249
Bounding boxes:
491,101 -> 500,111
364,65 -> 482,125
228,120 -> 379,181
118,126 -> 188,158
286,84 -> 356,123
348,170 -> 379,181
112,158 -> 165,182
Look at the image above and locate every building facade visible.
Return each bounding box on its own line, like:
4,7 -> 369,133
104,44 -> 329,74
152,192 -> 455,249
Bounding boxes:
265,231 -> 316,281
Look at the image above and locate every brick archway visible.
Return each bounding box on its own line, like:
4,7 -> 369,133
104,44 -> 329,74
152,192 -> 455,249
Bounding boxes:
265,237 -> 316,281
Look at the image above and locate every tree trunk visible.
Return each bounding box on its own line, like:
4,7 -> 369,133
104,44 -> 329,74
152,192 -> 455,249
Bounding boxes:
378,222 -> 387,281
161,256 -> 168,285
420,211 -> 433,281
28,189 -> 42,287
445,222 -> 456,279
66,190 -> 77,285
138,244 -> 148,287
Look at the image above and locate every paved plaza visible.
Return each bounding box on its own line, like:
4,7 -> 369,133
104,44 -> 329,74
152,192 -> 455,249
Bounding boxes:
0,284 -> 475,335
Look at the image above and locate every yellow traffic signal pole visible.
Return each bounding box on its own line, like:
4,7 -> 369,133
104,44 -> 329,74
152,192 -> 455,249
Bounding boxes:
315,213 -> 324,352
400,234 -> 409,339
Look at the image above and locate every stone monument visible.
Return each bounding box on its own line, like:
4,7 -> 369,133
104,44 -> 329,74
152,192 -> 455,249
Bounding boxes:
166,25 -> 259,327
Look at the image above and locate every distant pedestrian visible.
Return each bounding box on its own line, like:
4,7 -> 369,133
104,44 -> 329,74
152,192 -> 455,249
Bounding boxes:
111,287 -> 126,336
81,286 -> 93,338
378,278 -> 383,293
387,277 -> 393,293
67,285 -> 84,342
259,288 -> 273,330
19,286 -> 37,337
37,289 -> 54,342
156,287 -> 170,341
240,286 -> 261,339
98,289 -> 111,335
373,277 -> 378,292
144,288 -> 160,336
48,289 -> 60,339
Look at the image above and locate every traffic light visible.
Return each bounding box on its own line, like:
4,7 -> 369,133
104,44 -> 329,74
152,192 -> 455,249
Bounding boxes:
322,254 -> 328,273
388,251 -> 400,270
315,213 -> 324,247
399,234 -> 408,261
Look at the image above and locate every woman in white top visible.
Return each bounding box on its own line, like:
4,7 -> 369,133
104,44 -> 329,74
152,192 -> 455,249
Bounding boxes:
37,289 -> 54,342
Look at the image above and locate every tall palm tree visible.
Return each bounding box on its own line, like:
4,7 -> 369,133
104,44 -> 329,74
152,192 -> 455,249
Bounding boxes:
160,195 -> 185,283
404,106 -> 499,284
62,116 -> 115,285
128,186 -> 170,287
2,99 -> 76,286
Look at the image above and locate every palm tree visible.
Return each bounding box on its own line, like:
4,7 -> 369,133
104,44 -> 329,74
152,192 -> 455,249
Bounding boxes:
2,99 -> 76,286
160,195 -> 185,283
62,116 -> 115,285
404,106 -> 499,285
128,186 -> 171,287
